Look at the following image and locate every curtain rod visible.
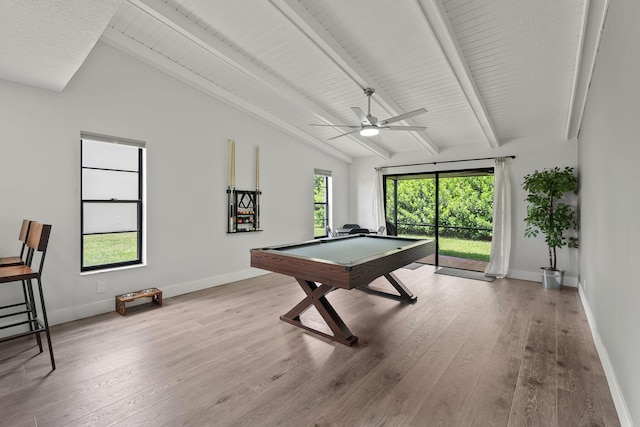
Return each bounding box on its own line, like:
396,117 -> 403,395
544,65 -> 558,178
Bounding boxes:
377,155 -> 516,170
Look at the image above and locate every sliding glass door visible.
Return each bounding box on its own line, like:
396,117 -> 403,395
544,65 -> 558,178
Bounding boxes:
384,169 -> 494,271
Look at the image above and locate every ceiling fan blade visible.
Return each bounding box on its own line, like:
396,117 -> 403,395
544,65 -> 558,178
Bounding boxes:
309,124 -> 360,128
327,129 -> 360,140
351,107 -> 372,126
383,126 -> 427,131
379,108 -> 427,125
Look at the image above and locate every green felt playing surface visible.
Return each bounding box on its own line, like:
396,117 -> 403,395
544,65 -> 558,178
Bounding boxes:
276,236 -> 420,265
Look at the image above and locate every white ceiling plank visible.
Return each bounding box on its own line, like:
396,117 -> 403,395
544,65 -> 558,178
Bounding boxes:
269,0 -> 440,155
101,26 -> 353,163
416,0 -> 500,148
1,0 -> 599,159
125,0 -> 390,159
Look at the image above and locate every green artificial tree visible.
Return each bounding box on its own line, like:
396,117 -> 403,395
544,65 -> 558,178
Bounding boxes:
523,166 -> 579,271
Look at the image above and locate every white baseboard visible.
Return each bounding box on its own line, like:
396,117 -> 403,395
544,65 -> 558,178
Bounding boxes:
578,286 -> 633,427
48,268 -> 269,326
506,268 -> 578,287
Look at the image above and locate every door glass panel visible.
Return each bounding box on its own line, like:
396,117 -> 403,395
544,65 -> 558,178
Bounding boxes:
385,170 -> 493,272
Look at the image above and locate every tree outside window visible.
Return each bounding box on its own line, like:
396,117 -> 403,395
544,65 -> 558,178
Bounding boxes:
314,170 -> 331,237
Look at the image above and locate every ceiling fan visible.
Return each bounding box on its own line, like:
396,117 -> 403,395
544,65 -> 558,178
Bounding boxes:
310,88 -> 427,140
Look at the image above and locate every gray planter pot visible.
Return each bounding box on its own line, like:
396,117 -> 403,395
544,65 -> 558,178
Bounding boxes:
541,268 -> 564,289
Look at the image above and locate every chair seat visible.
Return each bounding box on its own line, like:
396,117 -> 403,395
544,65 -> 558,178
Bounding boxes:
0,265 -> 38,283
0,256 -> 24,267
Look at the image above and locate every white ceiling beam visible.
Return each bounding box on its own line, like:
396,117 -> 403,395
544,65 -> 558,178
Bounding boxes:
101,27 -> 354,163
566,0 -> 609,140
124,0 -> 390,159
269,0 -> 440,155
416,0 -> 500,148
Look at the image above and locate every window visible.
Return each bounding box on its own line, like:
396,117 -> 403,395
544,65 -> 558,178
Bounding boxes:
81,132 -> 145,272
314,169 -> 332,238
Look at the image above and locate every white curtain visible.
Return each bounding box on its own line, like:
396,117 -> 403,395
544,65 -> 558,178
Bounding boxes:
484,157 -> 511,277
372,168 -> 387,234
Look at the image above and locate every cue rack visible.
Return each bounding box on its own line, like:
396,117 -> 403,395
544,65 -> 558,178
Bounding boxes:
227,139 -> 262,233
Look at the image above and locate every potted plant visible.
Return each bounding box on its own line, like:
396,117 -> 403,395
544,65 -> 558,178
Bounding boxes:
522,166 -> 578,288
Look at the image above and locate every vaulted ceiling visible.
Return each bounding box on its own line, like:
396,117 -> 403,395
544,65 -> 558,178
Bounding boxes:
1,0 -> 607,163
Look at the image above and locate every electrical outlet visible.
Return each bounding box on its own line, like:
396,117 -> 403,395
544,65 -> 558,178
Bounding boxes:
97,281 -> 107,294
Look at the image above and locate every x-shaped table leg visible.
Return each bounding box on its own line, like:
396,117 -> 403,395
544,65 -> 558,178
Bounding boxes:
280,279 -> 357,346
357,272 -> 417,302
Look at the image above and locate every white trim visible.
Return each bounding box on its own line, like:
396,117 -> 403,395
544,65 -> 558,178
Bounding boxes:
79,262 -> 146,276
81,131 -> 146,148
578,286 -> 633,427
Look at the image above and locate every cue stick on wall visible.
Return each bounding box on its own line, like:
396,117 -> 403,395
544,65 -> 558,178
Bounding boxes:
227,139 -> 235,187
256,146 -> 260,188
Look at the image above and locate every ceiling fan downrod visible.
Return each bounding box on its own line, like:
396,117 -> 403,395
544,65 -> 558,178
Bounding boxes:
363,88 -> 378,124
364,88 -> 375,117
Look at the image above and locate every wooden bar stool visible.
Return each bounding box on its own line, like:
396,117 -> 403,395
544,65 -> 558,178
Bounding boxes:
0,219 -> 32,267
0,222 -> 55,370
0,220 -> 35,330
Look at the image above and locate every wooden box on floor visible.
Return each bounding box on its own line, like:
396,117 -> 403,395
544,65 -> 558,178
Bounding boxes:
115,288 -> 162,315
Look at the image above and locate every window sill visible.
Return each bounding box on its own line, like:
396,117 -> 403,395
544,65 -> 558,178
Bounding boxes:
80,262 -> 146,276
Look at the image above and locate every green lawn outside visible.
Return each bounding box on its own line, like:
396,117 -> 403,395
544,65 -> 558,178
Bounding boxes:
399,234 -> 491,261
83,232 -> 138,267
439,237 -> 491,261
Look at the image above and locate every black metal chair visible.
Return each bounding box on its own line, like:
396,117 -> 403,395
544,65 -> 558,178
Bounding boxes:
342,223 -> 360,229
0,222 -> 55,370
348,228 -> 371,234
385,220 -> 397,236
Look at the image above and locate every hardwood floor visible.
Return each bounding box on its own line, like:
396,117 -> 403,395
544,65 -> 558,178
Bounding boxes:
418,254 -> 489,272
0,265 -> 619,426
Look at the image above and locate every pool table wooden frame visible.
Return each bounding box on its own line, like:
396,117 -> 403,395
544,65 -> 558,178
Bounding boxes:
250,234 -> 435,346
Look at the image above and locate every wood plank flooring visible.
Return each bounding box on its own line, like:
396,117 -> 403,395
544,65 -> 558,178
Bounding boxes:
417,254 -> 489,272
0,265 -> 619,426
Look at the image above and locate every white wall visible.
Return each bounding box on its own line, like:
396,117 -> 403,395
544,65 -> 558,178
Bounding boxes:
350,136 -> 579,284
578,0 -> 640,424
0,41 -> 350,325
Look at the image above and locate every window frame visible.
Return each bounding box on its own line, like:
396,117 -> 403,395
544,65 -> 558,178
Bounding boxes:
80,132 -> 146,272
314,169 -> 332,238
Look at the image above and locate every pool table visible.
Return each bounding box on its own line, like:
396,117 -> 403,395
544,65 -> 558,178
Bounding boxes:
250,234 -> 435,345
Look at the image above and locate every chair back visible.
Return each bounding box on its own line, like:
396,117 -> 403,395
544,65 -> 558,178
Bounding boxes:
18,219 -> 31,242
377,226 -> 386,235
0,220 -> 33,267
385,220 -> 397,236
25,223 -> 52,273
342,223 -> 360,229
326,226 -> 335,237
348,228 -> 370,234
18,219 -> 32,257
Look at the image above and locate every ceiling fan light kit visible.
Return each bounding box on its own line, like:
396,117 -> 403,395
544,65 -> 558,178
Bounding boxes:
310,88 -> 427,140
360,126 -> 379,137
